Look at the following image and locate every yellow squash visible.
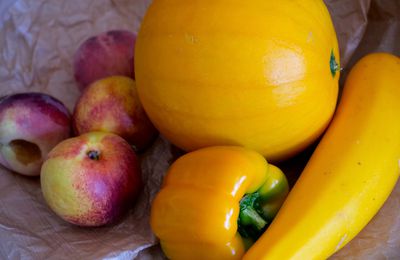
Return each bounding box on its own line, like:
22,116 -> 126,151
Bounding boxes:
135,0 -> 340,161
244,53 -> 400,259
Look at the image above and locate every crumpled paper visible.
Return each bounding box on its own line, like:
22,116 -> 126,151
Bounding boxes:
0,0 -> 399,259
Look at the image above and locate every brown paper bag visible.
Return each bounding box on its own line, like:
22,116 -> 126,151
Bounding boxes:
0,0 -> 399,258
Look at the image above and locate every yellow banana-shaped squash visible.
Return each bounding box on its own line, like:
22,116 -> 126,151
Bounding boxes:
244,52 -> 400,259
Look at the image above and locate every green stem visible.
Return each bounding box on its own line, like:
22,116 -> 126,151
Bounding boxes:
330,50 -> 339,77
240,207 -> 267,230
238,192 -> 268,241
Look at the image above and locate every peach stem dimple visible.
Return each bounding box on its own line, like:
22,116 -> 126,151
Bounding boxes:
87,150 -> 100,160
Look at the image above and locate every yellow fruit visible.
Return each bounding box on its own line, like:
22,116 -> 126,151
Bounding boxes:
150,146 -> 289,259
135,0 -> 340,161
243,53 -> 400,259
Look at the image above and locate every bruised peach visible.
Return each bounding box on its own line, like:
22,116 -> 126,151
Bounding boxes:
40,132 -> 142,227
0,93 -> 71,176
73,30 -> 136,91
72,76 -> 157,151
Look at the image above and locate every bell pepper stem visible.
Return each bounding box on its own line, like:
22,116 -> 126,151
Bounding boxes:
240,207 -> 267,230
238,165 -> 289,243
238,192 -> 268,241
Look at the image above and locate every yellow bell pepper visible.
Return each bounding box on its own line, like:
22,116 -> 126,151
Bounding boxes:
150,146 -> 289,259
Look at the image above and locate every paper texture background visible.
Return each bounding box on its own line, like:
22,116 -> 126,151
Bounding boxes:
0,0 -> 399,259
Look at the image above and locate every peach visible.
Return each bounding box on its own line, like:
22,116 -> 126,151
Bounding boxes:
40,132 -> 142,227
73,30 -> 136,91
72,76 -> 157,151
0,93 -> 71,176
